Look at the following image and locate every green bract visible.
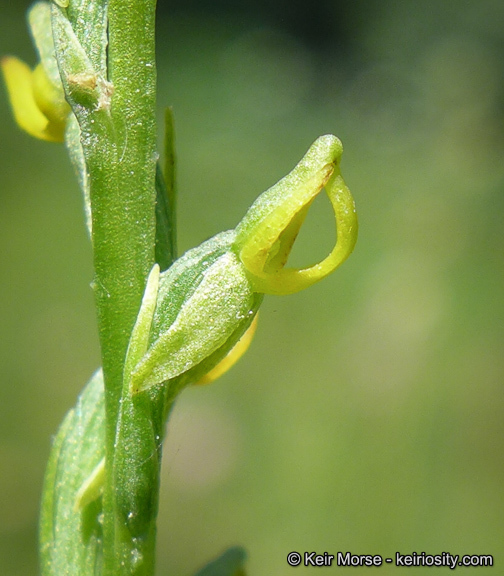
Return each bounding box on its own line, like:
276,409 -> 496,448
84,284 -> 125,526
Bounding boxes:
129,232 -> 262,394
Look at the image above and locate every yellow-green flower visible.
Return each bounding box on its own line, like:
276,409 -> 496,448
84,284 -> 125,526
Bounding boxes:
127,136 -> 357,394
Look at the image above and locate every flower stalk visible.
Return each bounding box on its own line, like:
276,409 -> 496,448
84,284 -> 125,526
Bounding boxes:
2,3 -> 358,576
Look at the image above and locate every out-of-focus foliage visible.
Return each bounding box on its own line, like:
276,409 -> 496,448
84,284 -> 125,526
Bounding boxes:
1,1 -> 503,574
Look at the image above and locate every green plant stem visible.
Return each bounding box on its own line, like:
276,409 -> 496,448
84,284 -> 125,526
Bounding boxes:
99,0 -> 157,417
90,1 -> 158,573
102,2 -> 157,574
52,0 -> 162,572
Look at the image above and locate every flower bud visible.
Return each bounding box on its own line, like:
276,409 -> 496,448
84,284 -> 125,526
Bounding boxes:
129,232 -> 263,394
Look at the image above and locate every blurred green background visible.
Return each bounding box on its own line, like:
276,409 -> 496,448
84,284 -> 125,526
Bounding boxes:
1,1 -> 503,574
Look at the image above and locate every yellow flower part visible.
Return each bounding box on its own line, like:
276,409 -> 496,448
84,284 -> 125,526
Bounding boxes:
32,63 -> 70,128
1,56 -> 69,142
196,314 -> 259,385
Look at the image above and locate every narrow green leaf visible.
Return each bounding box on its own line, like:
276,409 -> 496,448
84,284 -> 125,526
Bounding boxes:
123,263 -> 160,387
153,108 -> 177,271
164,107 -> 177,258
155,163 -> 176,271
65,114 -> 92,235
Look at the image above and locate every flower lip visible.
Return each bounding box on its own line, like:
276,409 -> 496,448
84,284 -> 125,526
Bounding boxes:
233,134 -> 357,295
